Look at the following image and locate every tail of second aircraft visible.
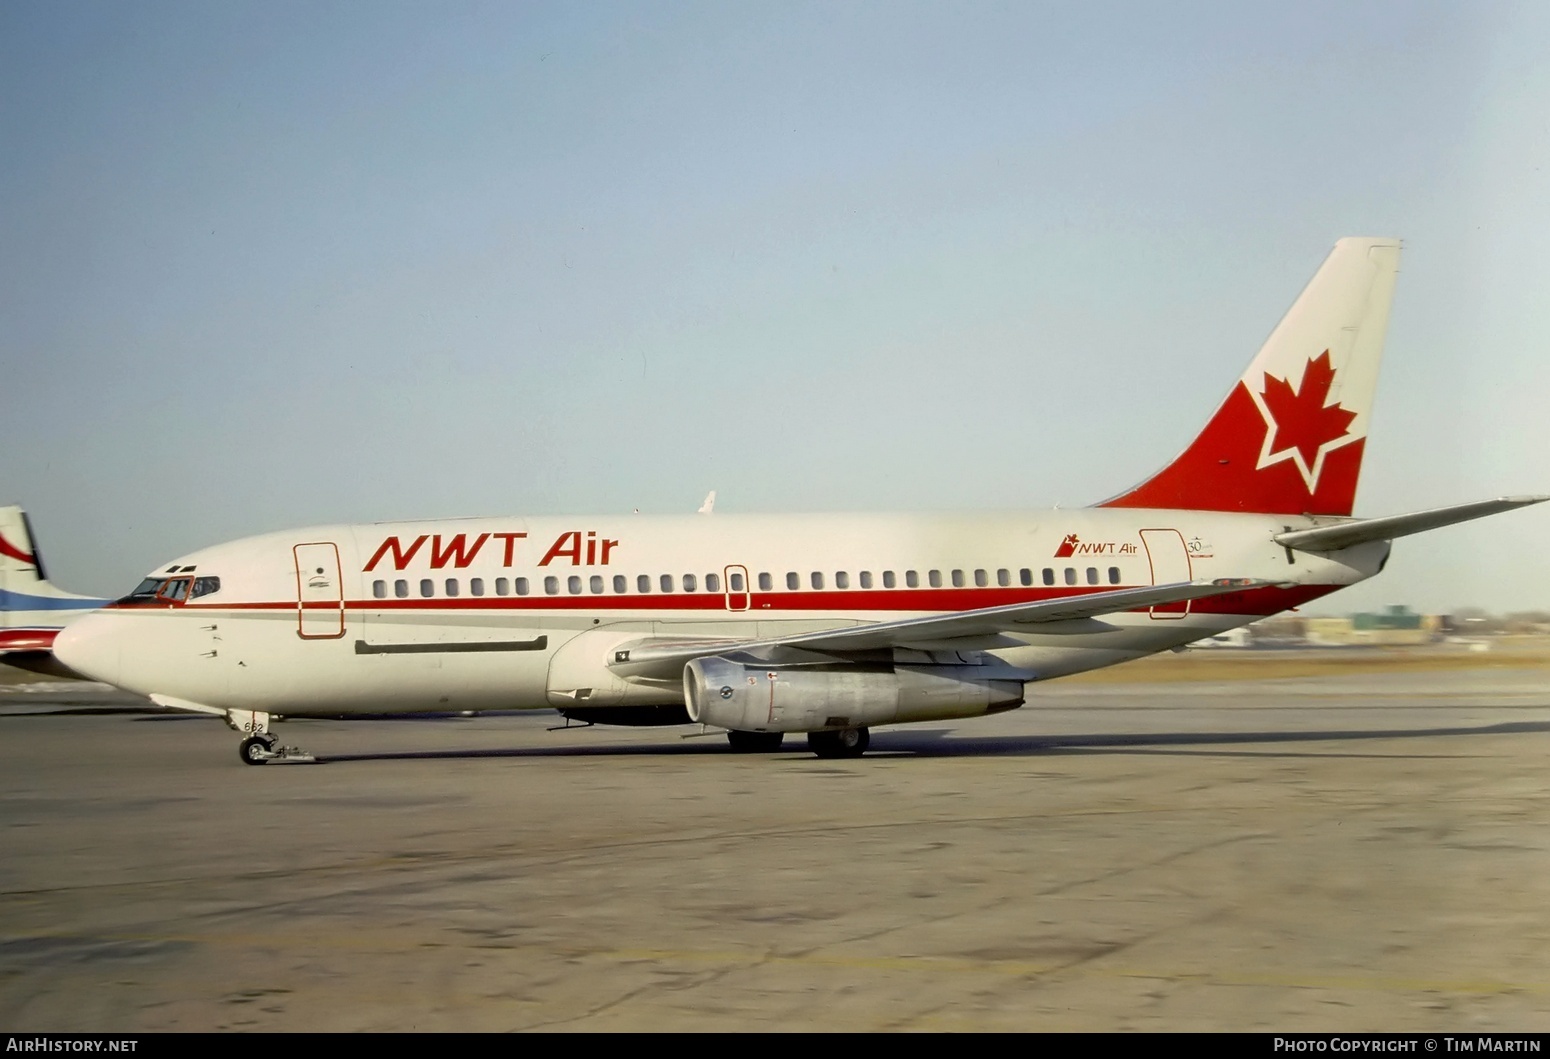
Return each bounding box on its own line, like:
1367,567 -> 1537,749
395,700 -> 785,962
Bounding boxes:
1100,237 -> 1402,516
0,506 -> 108,655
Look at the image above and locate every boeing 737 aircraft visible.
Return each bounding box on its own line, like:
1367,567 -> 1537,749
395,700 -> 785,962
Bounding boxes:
28,238 -> 1546,763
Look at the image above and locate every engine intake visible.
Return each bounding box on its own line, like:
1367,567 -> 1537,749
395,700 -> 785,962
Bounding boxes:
684,656 -> 1025,733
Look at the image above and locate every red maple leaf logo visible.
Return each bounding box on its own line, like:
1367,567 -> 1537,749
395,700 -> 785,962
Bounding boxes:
1258,350 -> 1356,474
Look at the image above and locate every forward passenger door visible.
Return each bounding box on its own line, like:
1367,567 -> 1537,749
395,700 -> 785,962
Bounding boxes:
294,542 -> 345,639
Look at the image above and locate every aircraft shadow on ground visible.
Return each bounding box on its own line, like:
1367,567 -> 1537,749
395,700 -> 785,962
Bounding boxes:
310,718 -> 1550,765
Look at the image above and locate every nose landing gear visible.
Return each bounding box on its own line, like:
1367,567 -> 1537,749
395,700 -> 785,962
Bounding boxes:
239,735 -> 274,765
228,710 -> 316,765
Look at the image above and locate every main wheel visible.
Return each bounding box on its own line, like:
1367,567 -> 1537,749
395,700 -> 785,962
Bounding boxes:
726,730 -> 785,752
239,736 -> 272,766
807,727 -> 870,759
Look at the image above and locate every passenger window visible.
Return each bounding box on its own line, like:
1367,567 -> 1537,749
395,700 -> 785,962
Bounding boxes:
638,574 -> 652,594
811,572 -> 824,590
1108,567 -> 1121,585
192,576 -> 222,599
996,569 -> 1010,588
859,571 -> 873,589
1064,568 -> 1077,586
1020,568 -> 1033,587
372,580 -> 386,599
758,572 -> 772,592
495,577 -> 509,596
786,572 -> 799,591
516,577 -> 530,596
1043,568 -> 1056,586
568,576 -> 582,594
544,576 -> 559,595
948,569 -> 962,588
395,579 -> 409,598
683,574 -> 697,592
590,575 -> 604,594
929,570 -> 942,588
1085,568 -> 1098,585
470,578 -> 484,597
420,579 -> 434,597
835,571 -> 849,589
706,573 -> 720,593
661,574 -> 674,593
906,570 -> 920,588
730,572 -> 746,592
613,575 -> 627,593
445,578 -> 459,597
883,570 -> 896,588
974,569 -> 988,587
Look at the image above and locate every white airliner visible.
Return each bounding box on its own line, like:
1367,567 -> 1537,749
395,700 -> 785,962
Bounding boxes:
25,237 -> 1546,763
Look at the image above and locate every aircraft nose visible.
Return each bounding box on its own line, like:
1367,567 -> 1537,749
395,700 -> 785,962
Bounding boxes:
53,613 -> 122,686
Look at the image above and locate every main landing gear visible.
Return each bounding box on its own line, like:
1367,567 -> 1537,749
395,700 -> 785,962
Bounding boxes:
807,727 -> 870,759
726,730 -> 785,752
228,710 -> 316,766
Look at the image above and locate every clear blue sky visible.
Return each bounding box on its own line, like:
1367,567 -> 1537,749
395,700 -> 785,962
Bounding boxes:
2,1 -> 1547,614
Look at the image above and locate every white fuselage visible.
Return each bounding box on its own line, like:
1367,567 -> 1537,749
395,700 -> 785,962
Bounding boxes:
56,507 -> 1385,721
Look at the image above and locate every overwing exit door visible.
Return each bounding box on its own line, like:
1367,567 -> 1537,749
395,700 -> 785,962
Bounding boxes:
724,565 -> 750,611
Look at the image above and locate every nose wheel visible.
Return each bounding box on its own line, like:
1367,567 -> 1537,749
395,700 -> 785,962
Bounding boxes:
239,735 -> 275,765
807,727 -> 870,759
230,710 -> 316,765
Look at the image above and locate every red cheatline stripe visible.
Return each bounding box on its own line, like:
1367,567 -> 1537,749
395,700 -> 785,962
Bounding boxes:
0,628 -> 58,651
104,583 -> 1340,618
0,533 -> 36,566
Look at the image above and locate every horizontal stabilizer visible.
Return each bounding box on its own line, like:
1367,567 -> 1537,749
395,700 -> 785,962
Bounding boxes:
1274,495 -> 1549,553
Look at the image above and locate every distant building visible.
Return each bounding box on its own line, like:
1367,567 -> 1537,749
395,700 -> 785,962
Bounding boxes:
1305,605 -> 1440,646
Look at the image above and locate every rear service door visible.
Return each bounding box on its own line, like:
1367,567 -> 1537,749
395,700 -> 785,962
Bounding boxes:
1139,529 -> 1193,619
294,542 -> 345,639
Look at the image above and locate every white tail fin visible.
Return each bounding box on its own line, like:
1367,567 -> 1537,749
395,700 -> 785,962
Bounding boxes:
1101,237 -> 1401,515
0,506 -> 47,589
0,506 -> 106,651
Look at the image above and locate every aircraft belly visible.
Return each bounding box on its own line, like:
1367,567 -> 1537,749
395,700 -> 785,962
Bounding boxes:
130,609 -> 563,716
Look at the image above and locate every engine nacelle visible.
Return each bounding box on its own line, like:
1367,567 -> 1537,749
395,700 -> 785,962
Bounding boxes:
683,656 -> 1025,733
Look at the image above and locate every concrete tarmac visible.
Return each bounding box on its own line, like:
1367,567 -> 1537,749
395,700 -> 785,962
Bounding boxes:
2,661 -> 1549,1031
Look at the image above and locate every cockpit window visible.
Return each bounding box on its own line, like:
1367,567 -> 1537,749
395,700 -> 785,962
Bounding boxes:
122,578 -> 166,601
117,572 -> 218,605
157,578 -> 191,602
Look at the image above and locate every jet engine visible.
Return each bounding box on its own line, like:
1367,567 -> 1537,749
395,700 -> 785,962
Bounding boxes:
683,655 -> 1026,734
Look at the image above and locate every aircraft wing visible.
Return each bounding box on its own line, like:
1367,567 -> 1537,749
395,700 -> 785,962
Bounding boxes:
1273,495 -> 1548,553
609,577 -> 1276,678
